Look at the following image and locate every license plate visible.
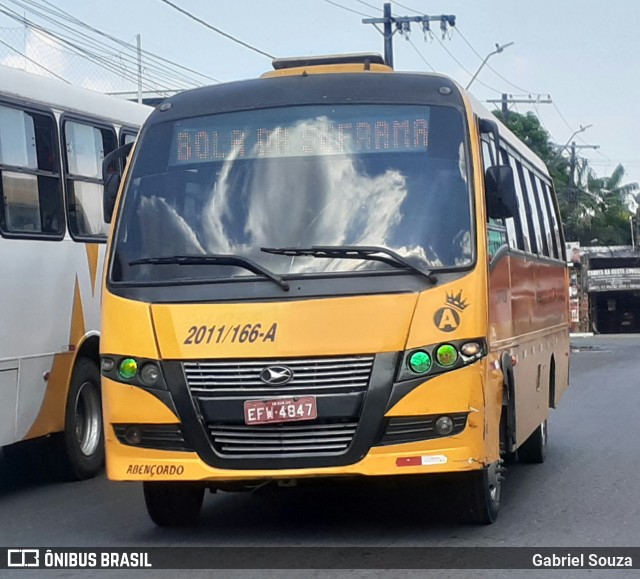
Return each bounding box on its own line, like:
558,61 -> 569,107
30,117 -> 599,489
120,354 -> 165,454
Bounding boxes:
244,396 -> 317,425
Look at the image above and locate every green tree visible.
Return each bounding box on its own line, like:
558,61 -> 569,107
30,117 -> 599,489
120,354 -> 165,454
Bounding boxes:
491,110 -> 637,245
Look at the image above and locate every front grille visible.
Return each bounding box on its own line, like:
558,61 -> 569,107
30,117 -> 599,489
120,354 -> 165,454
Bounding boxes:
113,424 -> 192,452
183,355 -> 374,398
208,421 -> 358,456
376,413 -> 468,446
183,355 -> 375,459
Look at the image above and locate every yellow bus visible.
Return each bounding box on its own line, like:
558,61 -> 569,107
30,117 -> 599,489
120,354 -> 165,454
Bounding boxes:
100,54 -> 570,525
0,64 -> 150,480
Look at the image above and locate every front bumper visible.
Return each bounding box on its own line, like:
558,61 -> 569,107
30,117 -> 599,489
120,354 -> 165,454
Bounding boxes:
102,353 -> 492,481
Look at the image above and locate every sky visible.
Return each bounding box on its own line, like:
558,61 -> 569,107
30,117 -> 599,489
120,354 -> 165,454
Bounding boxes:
0,0 -> 639,187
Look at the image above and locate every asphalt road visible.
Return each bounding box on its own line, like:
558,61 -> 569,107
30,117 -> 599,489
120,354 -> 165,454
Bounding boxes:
1,334 -> 639,577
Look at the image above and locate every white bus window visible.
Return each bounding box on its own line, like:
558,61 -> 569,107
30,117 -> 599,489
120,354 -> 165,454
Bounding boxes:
0,106 -> 37,169
121,130 -> 137,146
64,120 -> 116,240
0,105 -> 62,237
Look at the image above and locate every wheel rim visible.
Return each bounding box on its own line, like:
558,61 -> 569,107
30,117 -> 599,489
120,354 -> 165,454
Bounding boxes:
541,420 -> 547,447
487,462 -> 501,504
74,381 -> 101,456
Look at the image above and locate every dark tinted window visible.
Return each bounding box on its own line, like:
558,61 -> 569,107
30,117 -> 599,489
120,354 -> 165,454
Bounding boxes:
64,120 -> 116,240
112,104 -> 473,284
0,104 -> 62,237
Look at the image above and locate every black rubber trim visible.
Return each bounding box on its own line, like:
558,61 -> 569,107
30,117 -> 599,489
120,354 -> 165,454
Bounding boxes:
376,412 -> 468,446
148,73 -> 465,124
106,270 -> 469,304
162,353 -> 399,470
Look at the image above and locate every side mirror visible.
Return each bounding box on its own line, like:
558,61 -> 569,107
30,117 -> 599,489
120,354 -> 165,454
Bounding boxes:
485,165 -> 518,220
102,142 -> 133,224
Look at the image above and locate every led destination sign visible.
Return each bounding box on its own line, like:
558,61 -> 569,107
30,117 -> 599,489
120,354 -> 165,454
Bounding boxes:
171,107 -> 431,163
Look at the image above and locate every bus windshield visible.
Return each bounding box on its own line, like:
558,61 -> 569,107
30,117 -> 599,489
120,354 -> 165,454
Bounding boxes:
111,104 -> 472,284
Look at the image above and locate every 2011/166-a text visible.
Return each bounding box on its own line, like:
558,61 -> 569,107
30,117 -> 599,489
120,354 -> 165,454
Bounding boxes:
183,323 -> 278,345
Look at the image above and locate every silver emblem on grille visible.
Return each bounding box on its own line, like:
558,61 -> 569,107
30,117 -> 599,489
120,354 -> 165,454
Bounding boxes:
260,365 -> 294,385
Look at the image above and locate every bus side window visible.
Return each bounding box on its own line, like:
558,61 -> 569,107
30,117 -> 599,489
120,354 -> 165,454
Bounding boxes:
539,179 -> 560,259
481,137 -> 508,257
0,104 -> 62,238
528,170 -> 551,257
505,153 -> 532,253
64,120 -> 117,241
519,165 -> 543,256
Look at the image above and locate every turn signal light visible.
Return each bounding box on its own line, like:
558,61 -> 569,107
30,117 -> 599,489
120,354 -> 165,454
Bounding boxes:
461,342 -> 481,357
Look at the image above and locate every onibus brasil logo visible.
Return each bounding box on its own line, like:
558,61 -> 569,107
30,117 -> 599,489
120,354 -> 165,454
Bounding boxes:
433,290 -> 469,332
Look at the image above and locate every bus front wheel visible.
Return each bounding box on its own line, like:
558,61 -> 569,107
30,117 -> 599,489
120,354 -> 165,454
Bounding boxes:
458,462 -> 502,524
57,357 -> 104,480
143,482 -> 205,526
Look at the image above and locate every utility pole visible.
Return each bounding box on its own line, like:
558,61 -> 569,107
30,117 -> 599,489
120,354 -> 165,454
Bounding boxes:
486,94 -> 552,124
363,3 -> 456,68
569,142 -> 600,185
383,3 -> 393,69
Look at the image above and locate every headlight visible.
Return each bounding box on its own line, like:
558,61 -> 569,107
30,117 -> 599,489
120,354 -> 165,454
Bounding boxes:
397,338 -> 486,382
101,355 -> 167,389
408,350 -> 432,374
118,358 -> 138,379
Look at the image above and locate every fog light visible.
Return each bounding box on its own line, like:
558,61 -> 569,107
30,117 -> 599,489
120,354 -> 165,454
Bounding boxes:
435,416 -> 454,435
140,363 -> 160,386
119,358 -> 138,379
408,350 -> 432,374
101,357 -> 115,373
124,426 -> 143,445
435,344 -> 458,367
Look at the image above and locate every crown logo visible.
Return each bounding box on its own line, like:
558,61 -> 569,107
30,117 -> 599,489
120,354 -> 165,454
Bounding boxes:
446,290 -> 469,311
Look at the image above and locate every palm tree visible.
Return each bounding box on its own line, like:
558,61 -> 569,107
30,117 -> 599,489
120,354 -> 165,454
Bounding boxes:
587,164 -> 638,245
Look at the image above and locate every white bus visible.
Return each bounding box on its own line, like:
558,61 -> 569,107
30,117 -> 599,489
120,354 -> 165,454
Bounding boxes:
0,64 -> 151,480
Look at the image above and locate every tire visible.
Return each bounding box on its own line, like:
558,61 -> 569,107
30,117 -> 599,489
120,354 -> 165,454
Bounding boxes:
518,419 -> 548,464
457,462 -> 502,524
57,357 -> 104,480
143,482 -> 205,527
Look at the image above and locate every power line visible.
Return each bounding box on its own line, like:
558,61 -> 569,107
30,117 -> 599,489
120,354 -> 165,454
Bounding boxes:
406,35 -> 435,71
35,0 -> 219,83
0,36 -> 69,82
1,0 -> 190,89
14,0 -> 219,85
352,0 -> 380,13
433,34 -> 502,94
392,1 -> 422,15
0,4 -> 172,91
324,0 -> 374,18
157,0 -> 275,59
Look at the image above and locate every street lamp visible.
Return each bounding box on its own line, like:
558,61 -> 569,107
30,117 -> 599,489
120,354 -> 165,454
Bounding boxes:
465,42 -> 514,90
555,124 -> 593,158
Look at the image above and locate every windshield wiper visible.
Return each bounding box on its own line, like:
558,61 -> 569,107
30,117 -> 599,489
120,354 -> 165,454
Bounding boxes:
260,245 -> 437,284
129,254 -> 289,291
